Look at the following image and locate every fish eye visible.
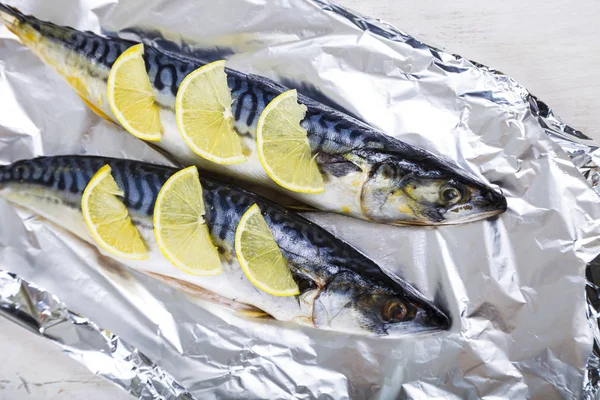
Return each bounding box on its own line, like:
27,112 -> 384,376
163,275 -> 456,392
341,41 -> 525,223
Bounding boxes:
375,163 -> 396,180
382,299 -> 413,322
439,184 -> 463,205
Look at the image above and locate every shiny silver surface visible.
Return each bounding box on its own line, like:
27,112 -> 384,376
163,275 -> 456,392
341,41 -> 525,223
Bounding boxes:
0,271 -> 194,400
528,95 -> 600,399
0,0 -> 599,398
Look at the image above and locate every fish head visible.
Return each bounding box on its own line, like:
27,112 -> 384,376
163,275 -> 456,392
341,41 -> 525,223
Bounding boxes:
312,272 -> 451,336
360,151 -> 507,225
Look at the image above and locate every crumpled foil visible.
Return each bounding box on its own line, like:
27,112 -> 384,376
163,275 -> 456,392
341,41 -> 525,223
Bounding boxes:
0,271 -> 194,400
527,94 -> 600,399
1,0 -> 600,399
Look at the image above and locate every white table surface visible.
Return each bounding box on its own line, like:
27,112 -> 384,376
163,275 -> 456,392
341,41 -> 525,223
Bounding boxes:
0,1 -> 599,399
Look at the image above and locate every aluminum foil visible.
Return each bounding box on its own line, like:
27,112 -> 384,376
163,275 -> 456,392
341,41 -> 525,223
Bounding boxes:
526,95 -> 600,399
1,0 -> 600,398
0,271 -> 193,400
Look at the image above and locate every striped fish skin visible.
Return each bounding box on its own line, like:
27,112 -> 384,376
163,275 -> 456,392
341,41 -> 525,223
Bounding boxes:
0,4 -> 507,226
0,155 -> 450,336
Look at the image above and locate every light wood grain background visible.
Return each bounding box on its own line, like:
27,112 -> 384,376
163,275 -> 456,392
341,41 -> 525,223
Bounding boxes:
341,0 -> 599,140
0,1 -> 598,398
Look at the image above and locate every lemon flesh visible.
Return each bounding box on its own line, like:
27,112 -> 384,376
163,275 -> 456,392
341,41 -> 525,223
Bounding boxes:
235,204 -> 299,296
176,60 -> 245,165
107,43 -> 162,141
82,165 -> 148,260
257,89 -> 324,194
154,166 -> 222,276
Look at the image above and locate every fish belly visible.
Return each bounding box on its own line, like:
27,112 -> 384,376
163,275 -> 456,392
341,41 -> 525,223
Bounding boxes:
0,182 -> 310,324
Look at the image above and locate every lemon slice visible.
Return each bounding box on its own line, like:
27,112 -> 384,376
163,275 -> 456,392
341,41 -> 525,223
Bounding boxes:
175,60 -> 245,164
107,43 -> 162,141
235,204 -> 299,296
256,89 -> 324,194
82,164 -> 148,260
154,166 -> 222,276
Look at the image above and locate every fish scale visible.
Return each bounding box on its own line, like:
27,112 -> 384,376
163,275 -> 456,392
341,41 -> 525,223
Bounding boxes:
0,3 -> 507,225
0,155 -> 450,335
0,156 -> 373,273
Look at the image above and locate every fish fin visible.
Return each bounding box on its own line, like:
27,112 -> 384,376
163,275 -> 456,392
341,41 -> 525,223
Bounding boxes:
4,20 -> 19,37
279,78 -> 364,121
75,93 -> 114,122
111,27 -> 234,64
0,3 -> 28,40
0,3 -> 24,26
286,203 -> 321,212
316,152 -> 362,178
237,309 -> 274,319
146,272 -> 270,316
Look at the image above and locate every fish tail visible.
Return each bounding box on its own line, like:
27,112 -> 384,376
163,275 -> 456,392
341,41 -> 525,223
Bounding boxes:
0,3 -> 30,39
0,3 -> 63,75
0,3 -> 131,73
0,3 -> 81,56
0,3 -> 79,45
0,4 -> 125,122
0,3 -> 23,22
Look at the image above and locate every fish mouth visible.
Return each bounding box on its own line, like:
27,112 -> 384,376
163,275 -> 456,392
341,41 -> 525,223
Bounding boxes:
388,207 -> 505,227
384,303 -> 452,337
420,301 -> 452,331
440,189 -> 507,225
438,207 -> 506,225
378,187 -> 507,226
